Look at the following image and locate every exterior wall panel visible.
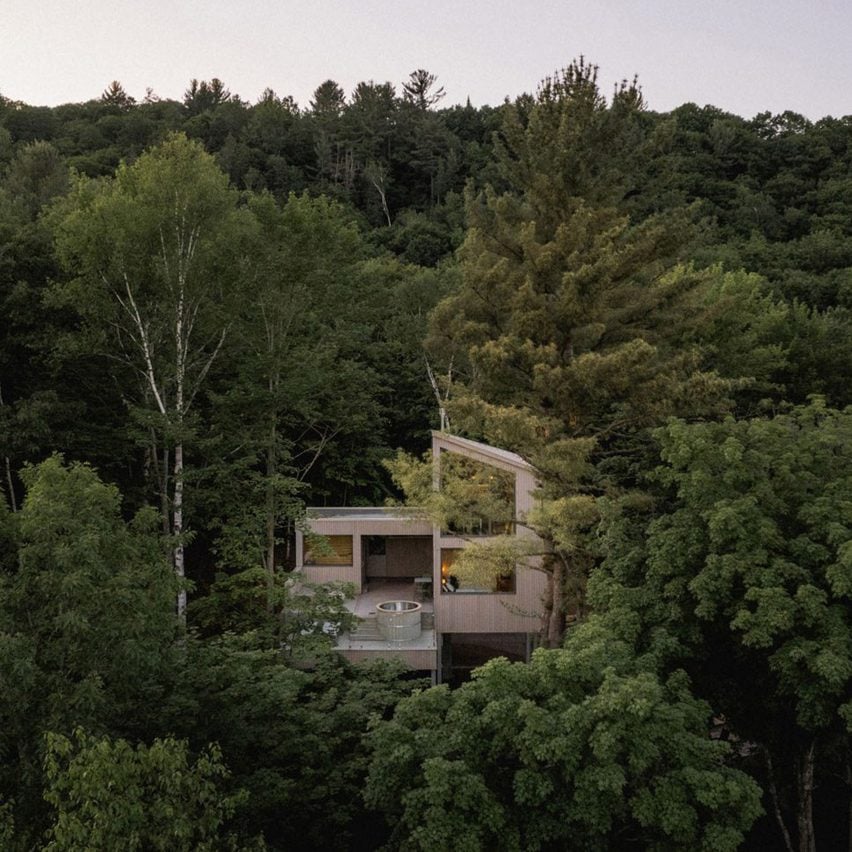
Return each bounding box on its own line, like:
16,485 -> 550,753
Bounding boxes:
302,564 -> 361,587
336,647 -> 437,670
296,516 -> 432,592
431,432 -> 547,635
299,434 -> 548,647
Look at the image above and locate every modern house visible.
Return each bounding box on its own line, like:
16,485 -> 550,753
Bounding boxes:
295,431 -> 546,683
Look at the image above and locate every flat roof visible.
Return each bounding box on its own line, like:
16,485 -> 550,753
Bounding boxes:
306,506 -> 426,521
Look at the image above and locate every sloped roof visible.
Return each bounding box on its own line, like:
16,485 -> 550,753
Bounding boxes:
432,431 -> 535,472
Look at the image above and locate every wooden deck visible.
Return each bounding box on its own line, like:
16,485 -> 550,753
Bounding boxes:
335,579 -> 438,670
343,579 -> 434,618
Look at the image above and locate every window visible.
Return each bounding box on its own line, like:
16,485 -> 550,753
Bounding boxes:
438,451 -> 516,537
440,548 -> 515,594
304,535 -> 353,566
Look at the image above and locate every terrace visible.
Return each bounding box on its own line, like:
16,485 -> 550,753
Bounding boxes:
333,579 -> 438,673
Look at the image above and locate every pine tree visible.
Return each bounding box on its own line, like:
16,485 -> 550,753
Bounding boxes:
402,69 -> 445,110
426,60 -> 731,643
100,80 -> 135,111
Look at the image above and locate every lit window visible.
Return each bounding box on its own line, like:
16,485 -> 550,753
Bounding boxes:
440,548 -> 515,593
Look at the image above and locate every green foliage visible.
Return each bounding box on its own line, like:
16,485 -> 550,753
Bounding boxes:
43,729 -> 248,851
188,567 -> 357,655
646,403 -> 852,731
386,448 -> 514,534
0,799 -> 14,850
165,637 -> 417,850
590,402 -> 852,846
3,141 -> 69,219
51,132 -> 244,353
3,455 -> 178,729
0,455 -> 179,844
366,647 -> 762,851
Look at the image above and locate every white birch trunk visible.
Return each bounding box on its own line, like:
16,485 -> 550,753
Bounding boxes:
174,441 -> 186,618
0,383 -> 16,513
173,240 -> 187,621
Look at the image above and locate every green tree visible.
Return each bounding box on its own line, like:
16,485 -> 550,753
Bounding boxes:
52,133 -> 247,616
402,69 -> 445,110
183,78 -> 232,116
592,402 -> 852,851
163,637 -> 415,850
0,455 -> 177,844
43,730 -> 248,851
309,80 -> 350,189
0,153 -> 75,512
423,60 -> 733,643
3,141 -> 69,219
199,191 -> 383,587
100,80 -> 136,111
366,642 -> 761,850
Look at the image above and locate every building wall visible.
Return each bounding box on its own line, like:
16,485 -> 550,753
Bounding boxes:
296,517 -> 432,592
336,647 -> 437,671
433,531 -> 545,634
297,434 -> 548,649
431,433 -> 547,635
386,536 -> 432,577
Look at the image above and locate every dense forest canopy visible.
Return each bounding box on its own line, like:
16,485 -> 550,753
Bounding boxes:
0,62 -> 851,850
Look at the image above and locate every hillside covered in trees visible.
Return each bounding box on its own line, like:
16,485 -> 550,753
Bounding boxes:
1,63 -> 851,850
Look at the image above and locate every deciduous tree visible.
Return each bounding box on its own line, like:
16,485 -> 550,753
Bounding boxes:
52,133 -> 246,616
43,730 -> 247,851
366,639 -> 762,850
592,402 -> 852,850
0,456 -> 177,844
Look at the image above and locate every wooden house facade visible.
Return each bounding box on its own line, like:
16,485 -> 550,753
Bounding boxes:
295,432 -> 547,681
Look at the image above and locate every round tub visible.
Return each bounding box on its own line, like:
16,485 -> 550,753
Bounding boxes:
376,600 -> 422,643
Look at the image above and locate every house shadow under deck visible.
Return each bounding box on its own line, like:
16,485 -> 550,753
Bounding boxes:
335,579 -> 438,665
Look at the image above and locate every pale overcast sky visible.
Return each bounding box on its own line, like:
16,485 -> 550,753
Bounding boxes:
4,0 -> 851,119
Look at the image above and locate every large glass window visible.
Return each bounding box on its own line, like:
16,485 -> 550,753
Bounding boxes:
440,548 -> 515,594
439,451 -> 515,537
304,535 -> 354,566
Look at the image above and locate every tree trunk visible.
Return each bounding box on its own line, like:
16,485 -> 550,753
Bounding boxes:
265,412 -> 277,611
2,454 -> 15,513
174,439 -> 186,620
174,260 -> 187,621
797,740 -> 817,852
545,558 -> 564,648
0,383 -> 17,512
765,749 -> 795,852
366,162 -> 392,226
160,445 -> 170,536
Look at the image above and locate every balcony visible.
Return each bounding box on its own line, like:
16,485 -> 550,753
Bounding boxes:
334,579 -> 438,671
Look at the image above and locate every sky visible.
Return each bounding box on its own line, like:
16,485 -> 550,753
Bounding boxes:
3,0 -> 851,120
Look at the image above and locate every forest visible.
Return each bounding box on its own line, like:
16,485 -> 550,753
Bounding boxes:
0,60 -> 851,850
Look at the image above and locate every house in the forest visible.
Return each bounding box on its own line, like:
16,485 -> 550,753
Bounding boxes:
295,431 -> 546,683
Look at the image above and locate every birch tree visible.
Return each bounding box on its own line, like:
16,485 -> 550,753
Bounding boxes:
53,133 -> 244,617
